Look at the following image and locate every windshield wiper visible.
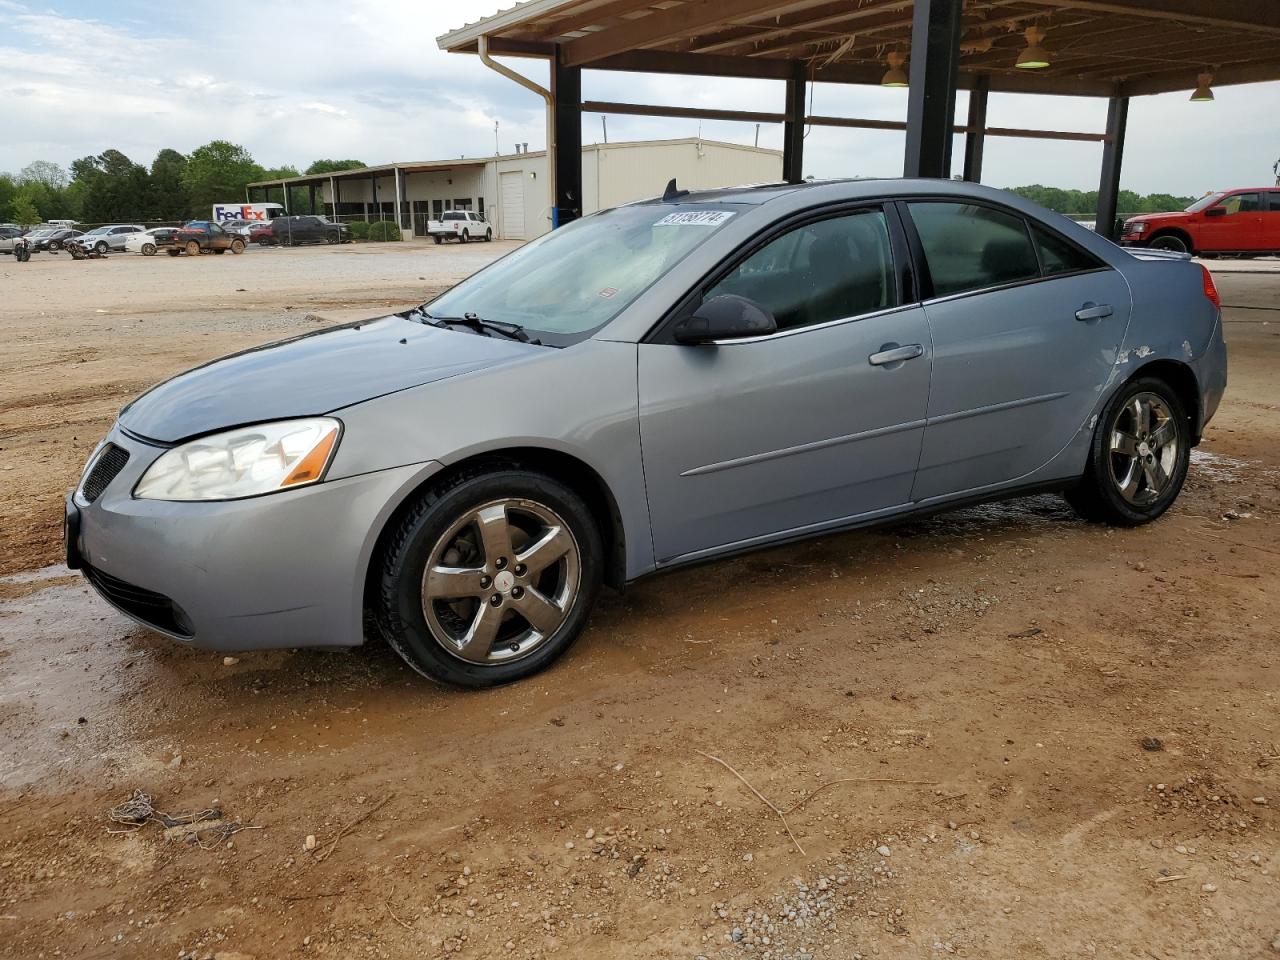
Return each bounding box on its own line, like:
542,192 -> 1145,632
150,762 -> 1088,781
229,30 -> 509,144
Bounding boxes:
427,311 -> 538,344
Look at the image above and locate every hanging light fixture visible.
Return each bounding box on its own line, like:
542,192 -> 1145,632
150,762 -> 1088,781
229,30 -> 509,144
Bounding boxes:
1190,72 -> 1215,102
1015,26 -> 1051,69
881,51 -> 909,87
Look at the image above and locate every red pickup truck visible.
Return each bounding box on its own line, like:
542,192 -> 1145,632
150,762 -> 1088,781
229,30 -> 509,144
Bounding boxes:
1121,187 -> 1280,256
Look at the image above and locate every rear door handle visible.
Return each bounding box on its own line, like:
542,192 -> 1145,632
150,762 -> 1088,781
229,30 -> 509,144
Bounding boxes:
1075,302 -> 1114,321
868,343 -> 924,366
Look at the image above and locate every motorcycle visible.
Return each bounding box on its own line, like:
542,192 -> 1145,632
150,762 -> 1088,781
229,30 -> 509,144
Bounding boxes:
13,235 -> 31,263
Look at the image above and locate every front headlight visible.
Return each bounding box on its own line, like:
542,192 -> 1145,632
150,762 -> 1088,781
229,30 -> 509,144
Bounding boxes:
1127,221 -> 1148,234
134,418 -> 341,501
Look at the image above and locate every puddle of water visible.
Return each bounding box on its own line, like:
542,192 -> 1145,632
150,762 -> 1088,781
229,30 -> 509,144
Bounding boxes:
0,570 -> 154,788
1190,449 -> 1252,482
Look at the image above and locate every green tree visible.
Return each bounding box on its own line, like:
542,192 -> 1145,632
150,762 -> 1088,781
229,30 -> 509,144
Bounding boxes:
73,149 -> 150,223
11,195 -> 41,226
181,140 -> 264,217
305,159 -> 366,175
147,148 -> 189,220
0,173 -> 17,222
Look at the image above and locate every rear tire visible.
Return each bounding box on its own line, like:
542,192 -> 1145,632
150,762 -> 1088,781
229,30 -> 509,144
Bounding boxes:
185,240 -> 201,256
167,248 -> 181,257
376,468 -> 603,688
434,236 -> 443,245
1065,376 -> 1191,526
459,231 -> 469,244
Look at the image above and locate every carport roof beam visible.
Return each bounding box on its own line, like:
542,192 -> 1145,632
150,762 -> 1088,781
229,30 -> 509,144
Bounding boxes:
437,0 -> 1280,97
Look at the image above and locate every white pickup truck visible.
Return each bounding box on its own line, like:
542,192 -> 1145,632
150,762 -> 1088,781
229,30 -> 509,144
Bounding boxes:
427,210 -> 493,244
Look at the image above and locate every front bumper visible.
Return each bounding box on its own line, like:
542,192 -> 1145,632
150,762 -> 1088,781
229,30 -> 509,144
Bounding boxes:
68,426 -> 442,651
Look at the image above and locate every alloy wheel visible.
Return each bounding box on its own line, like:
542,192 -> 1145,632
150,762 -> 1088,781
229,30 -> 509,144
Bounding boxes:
1108,392 -> 1180,506
421,498 -> 580,664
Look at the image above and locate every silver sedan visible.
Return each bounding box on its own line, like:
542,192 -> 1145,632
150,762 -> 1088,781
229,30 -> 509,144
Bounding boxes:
66,179 -> 1227,687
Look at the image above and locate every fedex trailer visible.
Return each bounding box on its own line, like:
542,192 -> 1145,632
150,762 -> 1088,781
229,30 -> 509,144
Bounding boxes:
213,202 -> 284,223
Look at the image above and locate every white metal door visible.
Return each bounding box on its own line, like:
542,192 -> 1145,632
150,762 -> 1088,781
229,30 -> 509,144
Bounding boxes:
500,171 -> 525,240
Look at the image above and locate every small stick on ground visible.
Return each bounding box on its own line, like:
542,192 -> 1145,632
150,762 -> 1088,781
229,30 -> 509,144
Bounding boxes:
315,794 -> 394,863
783,777 -> 940,816
696,750 -> 805,856
1152,874 -> 1187,883
384,899 -> 413,929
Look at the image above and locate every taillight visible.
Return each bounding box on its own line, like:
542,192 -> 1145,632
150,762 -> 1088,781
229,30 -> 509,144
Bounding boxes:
1200,264 -> 1221,308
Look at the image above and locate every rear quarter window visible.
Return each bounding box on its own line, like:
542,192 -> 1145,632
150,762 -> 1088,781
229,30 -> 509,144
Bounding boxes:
1032,225 -> 1105,276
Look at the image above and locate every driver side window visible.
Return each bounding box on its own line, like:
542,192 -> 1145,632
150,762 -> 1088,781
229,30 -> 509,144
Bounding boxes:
707,209 -> 896,333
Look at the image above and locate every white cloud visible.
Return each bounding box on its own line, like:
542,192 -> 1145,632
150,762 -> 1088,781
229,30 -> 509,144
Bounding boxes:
2,0 -> 1276,198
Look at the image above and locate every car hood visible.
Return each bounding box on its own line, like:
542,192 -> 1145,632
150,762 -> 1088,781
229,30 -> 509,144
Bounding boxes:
120,313 -> 538,443
1125,211 -> 1186,225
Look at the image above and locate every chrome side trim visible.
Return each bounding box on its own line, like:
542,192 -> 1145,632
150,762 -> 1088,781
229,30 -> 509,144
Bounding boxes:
708,303 -> 919,346
928,392 -> 1068,426
681,418 -> 926,477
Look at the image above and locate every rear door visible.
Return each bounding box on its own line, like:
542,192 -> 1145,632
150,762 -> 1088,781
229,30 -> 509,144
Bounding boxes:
639,204 -> 933,564
903,200 -> 1131,502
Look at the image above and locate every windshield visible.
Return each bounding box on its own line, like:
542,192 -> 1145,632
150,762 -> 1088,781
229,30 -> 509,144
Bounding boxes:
1185,193 -> 1224,213
425,204 -> 740,345
84,227 -> 111,235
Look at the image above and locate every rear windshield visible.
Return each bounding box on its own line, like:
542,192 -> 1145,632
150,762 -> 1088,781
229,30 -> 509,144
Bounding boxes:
443,212 -> 464,221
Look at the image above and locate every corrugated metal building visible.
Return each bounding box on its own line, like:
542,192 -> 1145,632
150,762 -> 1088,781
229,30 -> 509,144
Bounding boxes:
249,138 -> 782,241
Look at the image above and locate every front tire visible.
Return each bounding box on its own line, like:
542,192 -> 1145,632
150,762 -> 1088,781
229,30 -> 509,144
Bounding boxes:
376,468 -> 603,688
1149,233 -> 1190,255
230,238 -> 245,254
167,248 -> 181,257
1065,376 -> 1191,526
485,229 -> 493,242
142,243 -> 156,256
459,230 -> 469,244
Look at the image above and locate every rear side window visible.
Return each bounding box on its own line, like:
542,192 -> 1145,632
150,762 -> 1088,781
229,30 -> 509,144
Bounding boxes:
1032,225 -> 1105,276
908,201 -> 1039,297
708,208 -> 896,333
1222,193 -> 1261,214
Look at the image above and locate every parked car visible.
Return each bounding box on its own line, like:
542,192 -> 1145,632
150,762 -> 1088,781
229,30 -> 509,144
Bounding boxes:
273,215 -> 351,246
65,179 -> 1227,688
219,218 -> 258,237
1121,187 -> 1280,255
27,227 -> 83,251
428,210 -> 492,243
75,224 -> 147,254
168,221 -> 246,256
0,225 -> 24,251
247,221 -> 276,246
125,227 -> 181,256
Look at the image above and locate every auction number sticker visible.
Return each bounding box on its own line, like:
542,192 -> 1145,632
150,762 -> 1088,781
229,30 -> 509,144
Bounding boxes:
654,210 -> 736,227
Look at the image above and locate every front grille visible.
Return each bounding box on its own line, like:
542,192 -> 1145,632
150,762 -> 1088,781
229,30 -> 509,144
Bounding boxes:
84,565 -> 193,638
81,444 -> 130,503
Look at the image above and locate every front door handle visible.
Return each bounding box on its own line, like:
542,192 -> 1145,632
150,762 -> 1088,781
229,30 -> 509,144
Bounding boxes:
1075,302 -> 1114,321
868,343 -> 924,367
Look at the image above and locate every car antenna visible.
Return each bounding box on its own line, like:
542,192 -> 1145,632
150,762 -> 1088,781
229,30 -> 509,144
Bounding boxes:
662,178 -> 689,202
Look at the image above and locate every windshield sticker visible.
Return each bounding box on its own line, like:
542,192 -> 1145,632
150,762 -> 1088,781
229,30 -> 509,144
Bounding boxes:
654,210 -> 736,227
598,287 -> 619,299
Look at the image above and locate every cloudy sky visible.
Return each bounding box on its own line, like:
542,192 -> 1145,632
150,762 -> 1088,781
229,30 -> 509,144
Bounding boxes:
4,0 -> 1276,196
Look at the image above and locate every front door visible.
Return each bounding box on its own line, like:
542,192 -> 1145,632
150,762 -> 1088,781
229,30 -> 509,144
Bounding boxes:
638,206 -> 932,564
1198,191 -> 1265,251
903,200 -> 1132,501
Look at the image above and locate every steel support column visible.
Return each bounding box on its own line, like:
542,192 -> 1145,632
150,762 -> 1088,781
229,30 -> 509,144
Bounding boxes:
393,166 -> 405,232
903,0 -> 962,178
962,74 -> 989,182
368,174 -> 376,222
552,50 -> 583,227
783,61 -> 807,184
1096,95 -> 1129,240
330,176 -> 338,219
308,184 -> 316,215
282,181 -> 290,213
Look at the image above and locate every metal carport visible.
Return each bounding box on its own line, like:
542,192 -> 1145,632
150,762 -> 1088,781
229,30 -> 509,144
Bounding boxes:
438,0 -> 1280,238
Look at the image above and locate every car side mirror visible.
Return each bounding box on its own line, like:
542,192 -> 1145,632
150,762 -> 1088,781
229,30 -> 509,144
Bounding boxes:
673,295 -> 777,345
1204,206 -> 1227,217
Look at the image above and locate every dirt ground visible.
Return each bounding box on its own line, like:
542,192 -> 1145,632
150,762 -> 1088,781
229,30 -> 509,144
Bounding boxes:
1,246 -> 1278,960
